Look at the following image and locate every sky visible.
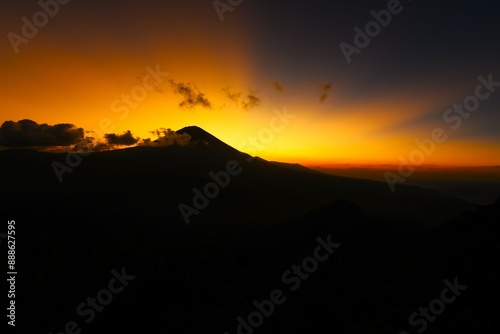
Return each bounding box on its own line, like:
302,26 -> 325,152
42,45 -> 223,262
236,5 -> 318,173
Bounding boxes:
1,0 -> 500,166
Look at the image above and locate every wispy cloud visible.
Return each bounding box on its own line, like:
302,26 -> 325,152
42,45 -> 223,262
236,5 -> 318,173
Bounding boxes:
142,128 -> 192,147
241,91 -> 261,111
169,80 -> 212,109
222,87 -> 261,111
271,80 -> 285,93
222,86 -> 242,104
319,83 -> 332,103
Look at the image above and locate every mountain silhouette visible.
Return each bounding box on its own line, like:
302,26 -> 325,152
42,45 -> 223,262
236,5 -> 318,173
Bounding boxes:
0,126 -> 479,229
178,125 -> 244,155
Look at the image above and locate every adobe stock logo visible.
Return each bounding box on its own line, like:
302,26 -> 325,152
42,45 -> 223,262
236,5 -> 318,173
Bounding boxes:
400,277 -> 467,334
48,267 -> 135,334
178,160 -> 243,225
51,64 -> 168,183
223,234 -> 340,334
7,0 -> 72,54
178,107 -> 295,225
213,0 -> 243,22
385,73 -> 499,192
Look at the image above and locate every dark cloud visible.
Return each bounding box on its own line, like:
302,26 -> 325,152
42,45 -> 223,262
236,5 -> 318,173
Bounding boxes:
241,91 -> 261,111
104,130 -> 139,146
71,130 -> 139,153
169,80 -> 212,109
0,119 -> 84,147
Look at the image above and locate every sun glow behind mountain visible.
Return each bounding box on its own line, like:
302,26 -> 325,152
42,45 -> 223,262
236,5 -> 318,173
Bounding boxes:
1,0 -> 500,168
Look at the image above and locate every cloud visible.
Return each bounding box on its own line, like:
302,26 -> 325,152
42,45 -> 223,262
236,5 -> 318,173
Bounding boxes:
142,128 -> 192,147
307,81 -> 332,103
70,128 -> 193,153
71,130 -> 139,153
222,86 -> 242,104
319,83 -> 332,103
72,136 -> 112,153
222,87 -> 261,111
0,119 -> 84,147
271,80 -> 285,93
241,91 -> 261,111
104,130 -> 139,146
169,80 -> 212,109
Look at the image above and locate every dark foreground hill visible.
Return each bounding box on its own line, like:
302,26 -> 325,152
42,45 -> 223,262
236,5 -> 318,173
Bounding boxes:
0,126 -> 497,333
8,194 -> 500,333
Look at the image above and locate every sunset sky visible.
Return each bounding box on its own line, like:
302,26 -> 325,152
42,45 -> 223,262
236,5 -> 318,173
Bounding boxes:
1,0 -> 499,166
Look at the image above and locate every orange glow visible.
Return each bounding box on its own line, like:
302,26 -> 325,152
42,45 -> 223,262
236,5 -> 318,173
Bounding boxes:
1,18 -> 499,168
